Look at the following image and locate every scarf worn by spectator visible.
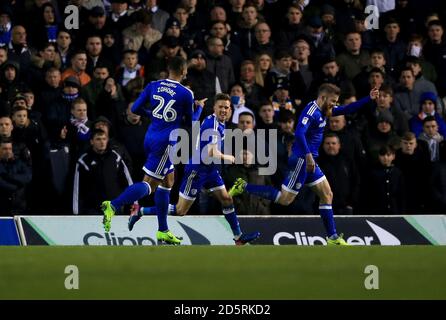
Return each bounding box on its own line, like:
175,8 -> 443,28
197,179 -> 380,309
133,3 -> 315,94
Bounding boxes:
70,116 -> 90,141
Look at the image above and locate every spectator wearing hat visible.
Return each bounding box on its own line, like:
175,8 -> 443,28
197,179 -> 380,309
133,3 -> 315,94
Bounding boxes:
409,92 -> 446,137
122,9 -> 162,64
394,131 -> 431,214
377,17 -> 407,80
352,10 -> 376,52
61,50 -> 91,87
42,75 -> 81,148
0,5 -> 13,47
336,30 -> 370,81
75,6 -> 108,49
147,16 -> 182,62
276,4 -> 305,51
364,109 -> 402,164
305,14 -> 336,71
145,35 -> 186,82
205,36 -> 235,94
186,49 -> 216,118
144,0 -> 169,34
0,60 -> 26,115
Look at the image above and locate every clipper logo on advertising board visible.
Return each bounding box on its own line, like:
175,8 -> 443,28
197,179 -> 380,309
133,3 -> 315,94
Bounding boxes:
272,220 -> 400,245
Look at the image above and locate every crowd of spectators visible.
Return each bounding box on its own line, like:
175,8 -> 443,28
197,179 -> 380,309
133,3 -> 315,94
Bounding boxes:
1,0 -> 446,216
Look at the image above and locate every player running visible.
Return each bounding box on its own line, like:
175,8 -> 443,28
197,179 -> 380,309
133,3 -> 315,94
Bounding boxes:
229,84 -> 380,245
101,56 -> 204,245
128,93 -> 261,245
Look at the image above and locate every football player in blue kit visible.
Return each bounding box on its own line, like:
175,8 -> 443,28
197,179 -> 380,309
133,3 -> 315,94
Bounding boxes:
229,84 -> 380,245
128,93 -> 261,245
101,56 -> 204,245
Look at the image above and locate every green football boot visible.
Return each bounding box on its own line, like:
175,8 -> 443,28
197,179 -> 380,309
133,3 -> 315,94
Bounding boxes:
326,233 -> 349,246
101,201 -> 115,232
156,230 -> 182,245
228,178 -> 247,197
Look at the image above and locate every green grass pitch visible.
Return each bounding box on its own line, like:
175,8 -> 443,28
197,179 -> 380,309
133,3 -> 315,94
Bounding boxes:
0,246 -> 445,300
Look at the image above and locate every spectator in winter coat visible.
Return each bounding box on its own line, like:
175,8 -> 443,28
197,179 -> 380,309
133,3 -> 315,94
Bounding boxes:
0,139 -> 32,214
72,129 -> 133,215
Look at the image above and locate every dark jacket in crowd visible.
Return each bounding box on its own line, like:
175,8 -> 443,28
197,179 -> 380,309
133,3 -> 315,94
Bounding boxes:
0,156 -> 32,214
72,147 -> 133,215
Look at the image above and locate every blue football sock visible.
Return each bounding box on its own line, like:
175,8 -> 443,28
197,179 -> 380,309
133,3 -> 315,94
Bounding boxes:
111,182 -> 151,211
223,205 -> 242,237
319,204 -> 337,238
245,184 -> 281,202
142,206 -> 157,215
142,204 -> 176,216
155,186 -> 171,232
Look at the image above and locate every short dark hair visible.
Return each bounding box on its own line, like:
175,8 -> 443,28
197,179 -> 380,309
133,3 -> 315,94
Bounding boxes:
428,20 -> 443,29
90,128 -> 107,140
379,145 -> 395,156
402,131 -> 416,141
324,132 -> 340,142
379,84 -> 394,96
423,115 -> 437,125
167,56 -> 187,74
279,109 -> 295,123
239,111 -> 254,120
214,93 -> 231,103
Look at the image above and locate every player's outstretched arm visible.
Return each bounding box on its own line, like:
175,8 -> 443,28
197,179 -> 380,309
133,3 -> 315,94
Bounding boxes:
332,87 -> 379,116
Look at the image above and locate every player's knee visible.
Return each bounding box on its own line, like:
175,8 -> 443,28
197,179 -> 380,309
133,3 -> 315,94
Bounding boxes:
221,195 -> 233,207
322,190 -> 333,203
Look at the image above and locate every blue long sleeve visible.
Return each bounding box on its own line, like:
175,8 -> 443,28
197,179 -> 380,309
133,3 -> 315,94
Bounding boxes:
131,85 -> 151,117
332,96 -> 371,116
